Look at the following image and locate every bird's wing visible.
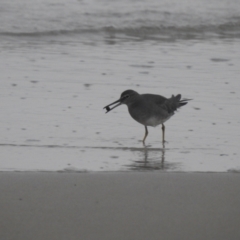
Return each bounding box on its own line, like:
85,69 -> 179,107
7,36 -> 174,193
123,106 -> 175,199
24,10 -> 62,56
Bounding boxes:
141,94 -> 167,106
142,94 -> 191,114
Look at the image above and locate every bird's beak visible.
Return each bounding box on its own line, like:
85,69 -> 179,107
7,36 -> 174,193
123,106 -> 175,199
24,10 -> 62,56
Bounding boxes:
103,98 -> 122,113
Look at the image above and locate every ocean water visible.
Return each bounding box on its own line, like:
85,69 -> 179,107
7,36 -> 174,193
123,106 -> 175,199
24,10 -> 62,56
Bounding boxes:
1,0 -> 240,39
0,0 -> 240,172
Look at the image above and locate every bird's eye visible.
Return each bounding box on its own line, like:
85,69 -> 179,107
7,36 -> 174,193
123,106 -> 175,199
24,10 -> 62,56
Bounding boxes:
124,94 -> 129,98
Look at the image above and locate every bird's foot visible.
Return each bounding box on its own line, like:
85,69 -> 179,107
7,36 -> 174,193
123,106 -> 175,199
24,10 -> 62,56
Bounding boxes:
162,140 -> 168,148
141,141 -> 151,148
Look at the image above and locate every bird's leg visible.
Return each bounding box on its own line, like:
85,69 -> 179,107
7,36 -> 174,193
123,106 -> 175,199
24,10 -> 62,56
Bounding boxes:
161,124 -> 165,143
142,126 -> 148,145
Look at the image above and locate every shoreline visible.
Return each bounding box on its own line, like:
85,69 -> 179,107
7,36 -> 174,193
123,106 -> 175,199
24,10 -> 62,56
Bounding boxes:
1,172 -> 240,240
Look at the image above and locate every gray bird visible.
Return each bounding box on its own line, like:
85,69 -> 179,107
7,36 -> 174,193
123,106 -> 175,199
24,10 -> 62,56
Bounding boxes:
104,89 -> 191,145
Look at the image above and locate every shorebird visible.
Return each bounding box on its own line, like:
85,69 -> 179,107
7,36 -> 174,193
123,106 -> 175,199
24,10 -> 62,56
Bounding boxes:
103,89 -> 191,145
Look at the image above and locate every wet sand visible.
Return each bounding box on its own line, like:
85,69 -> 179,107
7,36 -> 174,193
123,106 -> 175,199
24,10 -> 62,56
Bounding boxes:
1,39 -> 240,172
1,172 -> 240,240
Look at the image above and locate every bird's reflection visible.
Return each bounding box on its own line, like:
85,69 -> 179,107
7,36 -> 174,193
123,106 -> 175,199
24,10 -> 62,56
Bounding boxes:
127,144 -> 180,171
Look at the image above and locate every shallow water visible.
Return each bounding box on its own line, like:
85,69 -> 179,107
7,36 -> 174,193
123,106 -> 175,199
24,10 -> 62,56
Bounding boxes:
1,38 -> 240,172
0,0 -> 240,172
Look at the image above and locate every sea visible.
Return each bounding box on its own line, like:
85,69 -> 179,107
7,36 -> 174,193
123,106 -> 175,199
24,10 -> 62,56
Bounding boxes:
1,0 -> 240,172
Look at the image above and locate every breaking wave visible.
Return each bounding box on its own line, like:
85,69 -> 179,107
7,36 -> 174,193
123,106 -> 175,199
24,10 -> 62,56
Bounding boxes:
1,20 -> 240,40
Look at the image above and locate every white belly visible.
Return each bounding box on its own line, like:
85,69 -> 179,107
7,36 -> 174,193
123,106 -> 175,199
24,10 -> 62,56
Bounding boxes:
145,116 -> 171,127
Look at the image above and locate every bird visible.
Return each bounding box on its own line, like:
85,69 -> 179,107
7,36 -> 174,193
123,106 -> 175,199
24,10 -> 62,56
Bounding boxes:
103,89 -> 191,145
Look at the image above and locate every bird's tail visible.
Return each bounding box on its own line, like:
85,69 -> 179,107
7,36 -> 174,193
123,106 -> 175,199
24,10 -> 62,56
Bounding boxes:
162,94 -> 192,113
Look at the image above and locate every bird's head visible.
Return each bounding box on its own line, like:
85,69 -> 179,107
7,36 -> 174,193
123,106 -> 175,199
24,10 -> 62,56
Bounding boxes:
103,89 -> 139,113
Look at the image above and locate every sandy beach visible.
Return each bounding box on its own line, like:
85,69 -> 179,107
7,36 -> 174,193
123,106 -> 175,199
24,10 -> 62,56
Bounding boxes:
1,172 -> 240,240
